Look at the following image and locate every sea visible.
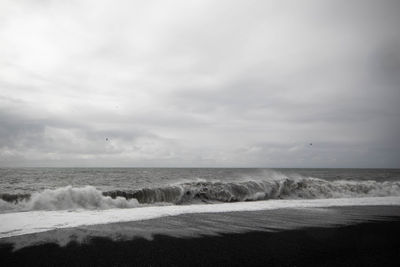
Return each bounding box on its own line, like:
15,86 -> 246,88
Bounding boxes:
1,168 -> 400,244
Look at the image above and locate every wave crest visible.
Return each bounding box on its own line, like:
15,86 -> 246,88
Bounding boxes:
1,186 -> 139,212
103,177 -> 400,204
1,177 -> 400,212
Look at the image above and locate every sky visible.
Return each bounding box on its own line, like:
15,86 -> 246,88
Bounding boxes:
0,0 -> 399,168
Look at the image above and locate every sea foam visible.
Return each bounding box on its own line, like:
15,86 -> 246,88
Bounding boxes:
1,196 -> 400,239
0,186 -> 139,212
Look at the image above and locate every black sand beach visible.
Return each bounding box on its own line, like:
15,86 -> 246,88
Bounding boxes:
1,220 -> 400,266
1,207 -> 400,267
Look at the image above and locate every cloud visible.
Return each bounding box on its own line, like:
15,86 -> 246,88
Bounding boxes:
0,0 -> 399,167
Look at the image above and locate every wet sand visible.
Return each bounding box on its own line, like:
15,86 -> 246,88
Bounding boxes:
1,206 -> 400,266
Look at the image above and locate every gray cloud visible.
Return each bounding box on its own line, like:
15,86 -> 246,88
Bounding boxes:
0,0 -> 399,167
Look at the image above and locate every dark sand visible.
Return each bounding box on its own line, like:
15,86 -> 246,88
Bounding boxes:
1,208 -> 400,266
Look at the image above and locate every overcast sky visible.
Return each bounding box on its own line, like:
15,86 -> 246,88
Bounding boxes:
0,0 -> 399,168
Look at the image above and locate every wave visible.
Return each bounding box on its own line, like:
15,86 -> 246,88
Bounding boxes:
103,178 -> 400,204
0,186 -> 139,212
1,177 -> 400,212
0,193 -> 31,203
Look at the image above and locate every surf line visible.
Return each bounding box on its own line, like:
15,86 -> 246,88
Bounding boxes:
1,196 -> 400,239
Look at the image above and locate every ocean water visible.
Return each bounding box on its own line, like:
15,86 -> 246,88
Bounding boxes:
1,168 -> 400,212
1,168 -> 400,243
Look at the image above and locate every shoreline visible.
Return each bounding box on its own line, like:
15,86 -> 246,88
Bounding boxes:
1,219 -> 400,266
2,196 -> 400,239
1,205 -> 400,266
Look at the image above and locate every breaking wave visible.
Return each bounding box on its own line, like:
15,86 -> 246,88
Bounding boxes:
103,178 -> 400,204
0,186 -> 139,212
1,177 -> 400,212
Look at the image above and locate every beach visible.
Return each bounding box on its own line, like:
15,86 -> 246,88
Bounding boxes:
1,205 -> 400,266
2,0 -> 400,264
1,168 -> 400,266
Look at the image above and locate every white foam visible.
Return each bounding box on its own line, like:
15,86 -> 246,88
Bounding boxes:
26,186 -> 139,211
1,196 -> 399,239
